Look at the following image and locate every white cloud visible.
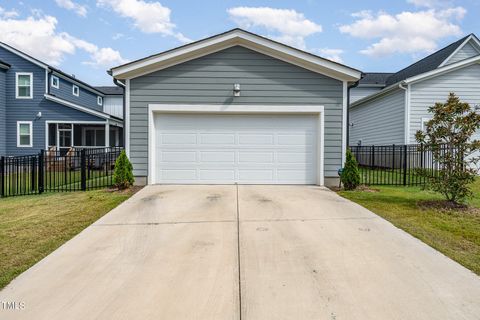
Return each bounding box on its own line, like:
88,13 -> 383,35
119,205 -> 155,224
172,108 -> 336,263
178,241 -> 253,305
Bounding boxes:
0,13 -> 128,68
339,7 -> 466,57
96,0 -> 190,43
227,7 -> 322,49
112,33 -> 124,40
0,7 -> 19,18
55,0 -> 87,17
316,48 -> 344,63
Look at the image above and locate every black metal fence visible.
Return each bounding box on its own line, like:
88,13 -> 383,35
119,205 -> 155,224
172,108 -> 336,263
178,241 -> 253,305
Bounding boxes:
0,147 -> 122,198
349,144 -> 446,186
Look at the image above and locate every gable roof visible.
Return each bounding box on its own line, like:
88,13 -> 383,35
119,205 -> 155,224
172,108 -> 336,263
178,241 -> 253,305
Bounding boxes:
358,73 -> 394,87
385,34 -> 477,86
0,41 -> 103,96
95,86 -> 123,95
110,28 -> 362,82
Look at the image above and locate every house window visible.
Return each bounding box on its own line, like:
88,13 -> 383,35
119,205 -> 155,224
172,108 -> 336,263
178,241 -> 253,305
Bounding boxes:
17,121 -> 32,147
16,73 -> 33,99
97,96 -> 103,106
51,75 -> 59,89
72,85 -> 79,97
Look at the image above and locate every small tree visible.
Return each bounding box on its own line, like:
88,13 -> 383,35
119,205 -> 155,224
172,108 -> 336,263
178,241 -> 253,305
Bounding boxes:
415,93 -> 480,203
341,149 -> 361,190
113,150 -> 134,189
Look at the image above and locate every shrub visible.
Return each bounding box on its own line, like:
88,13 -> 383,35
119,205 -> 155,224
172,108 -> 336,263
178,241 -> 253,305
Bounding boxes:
415,93 -> 480,204
113,150 -> 134,189
341,149 -> 360,190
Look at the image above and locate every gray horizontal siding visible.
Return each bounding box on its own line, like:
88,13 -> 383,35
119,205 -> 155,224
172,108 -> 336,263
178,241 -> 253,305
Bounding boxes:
409,63 -> 480,142
129,45 -> 345,178
350,89 -> 405,146
350,86 -> 383,103
445,41 -> 479,65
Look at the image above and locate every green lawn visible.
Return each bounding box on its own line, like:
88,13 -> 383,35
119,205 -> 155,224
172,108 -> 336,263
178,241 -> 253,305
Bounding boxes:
0,189 -> 137,289
338,180 -> 480,275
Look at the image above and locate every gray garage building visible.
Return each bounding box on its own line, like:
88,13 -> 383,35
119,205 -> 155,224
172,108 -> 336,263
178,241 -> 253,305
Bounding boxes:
110,29 -> 361,186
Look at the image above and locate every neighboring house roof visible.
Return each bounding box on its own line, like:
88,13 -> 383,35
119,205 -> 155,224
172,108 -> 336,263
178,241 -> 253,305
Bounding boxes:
358,73 -> 394,86
110,28 -> 362,82
0,59 -> 11,70
0,41 -> 103,96
95,86 -> 124,95
385,34 -> 476,86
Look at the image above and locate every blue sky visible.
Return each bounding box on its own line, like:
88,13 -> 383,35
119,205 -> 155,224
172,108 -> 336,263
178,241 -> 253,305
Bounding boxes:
0,0 -> 478,85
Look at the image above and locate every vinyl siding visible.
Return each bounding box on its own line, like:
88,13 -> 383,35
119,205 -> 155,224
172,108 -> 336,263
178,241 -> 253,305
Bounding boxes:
103,95 -> 123,118
0,70 -> 6,155
49,75 -> 103,112
129,46 -> 345,178
350,86 -> 383,103
409,63 -> 480,142
349,89 -> 405,146
444,41 -> 480,65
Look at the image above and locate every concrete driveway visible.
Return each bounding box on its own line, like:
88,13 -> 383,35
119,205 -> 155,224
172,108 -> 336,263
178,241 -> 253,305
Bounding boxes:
1,185 -> 479,320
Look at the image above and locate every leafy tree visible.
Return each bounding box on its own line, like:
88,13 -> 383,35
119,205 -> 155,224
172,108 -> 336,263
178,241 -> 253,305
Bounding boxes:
341,149 -> 361,190
113,150 -> 134,189
415,93 -> 480,203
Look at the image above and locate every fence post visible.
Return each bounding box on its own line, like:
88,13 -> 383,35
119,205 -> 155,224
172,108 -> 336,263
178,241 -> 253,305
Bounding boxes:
392,144 -> 395,169
38,150 -> 44,194
81,149 -> 86,191
31,156 -> 36,192
0,156 -> 4,197
371,145 -> 375,169
403,145 -> 408,186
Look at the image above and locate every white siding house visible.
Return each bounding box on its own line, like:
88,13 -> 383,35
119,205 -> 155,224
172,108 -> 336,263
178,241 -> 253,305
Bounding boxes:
350,34 -> 480,148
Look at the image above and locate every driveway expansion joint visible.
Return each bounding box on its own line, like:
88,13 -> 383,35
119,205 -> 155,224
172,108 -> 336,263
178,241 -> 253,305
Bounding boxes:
94,220 -> 236,226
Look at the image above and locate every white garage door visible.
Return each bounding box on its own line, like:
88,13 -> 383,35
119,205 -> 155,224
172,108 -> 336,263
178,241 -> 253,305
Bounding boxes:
154,113 -> 318,184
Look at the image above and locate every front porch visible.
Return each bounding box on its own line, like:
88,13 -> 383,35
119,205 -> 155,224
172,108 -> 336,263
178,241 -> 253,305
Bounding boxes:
47,121 -> 123,153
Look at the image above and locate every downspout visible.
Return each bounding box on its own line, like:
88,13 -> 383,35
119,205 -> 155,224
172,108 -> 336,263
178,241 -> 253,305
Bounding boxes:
399,82 -> 409,144
346,79 -> 361,148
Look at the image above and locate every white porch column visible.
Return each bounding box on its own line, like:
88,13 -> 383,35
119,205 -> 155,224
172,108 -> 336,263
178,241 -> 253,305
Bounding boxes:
105,121 -> 110,148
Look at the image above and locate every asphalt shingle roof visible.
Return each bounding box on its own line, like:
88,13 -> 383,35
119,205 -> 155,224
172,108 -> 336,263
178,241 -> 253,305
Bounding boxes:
358,73 -> 394,86
385,34 -> 472,86
95,86 -> 123,95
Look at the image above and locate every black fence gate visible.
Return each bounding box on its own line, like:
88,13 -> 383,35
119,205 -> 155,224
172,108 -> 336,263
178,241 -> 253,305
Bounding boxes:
0,147 -> 122,198
349,144 -> 446,186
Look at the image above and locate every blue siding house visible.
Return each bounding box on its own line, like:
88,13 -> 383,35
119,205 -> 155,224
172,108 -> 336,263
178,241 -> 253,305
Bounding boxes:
0,42 -> 123,156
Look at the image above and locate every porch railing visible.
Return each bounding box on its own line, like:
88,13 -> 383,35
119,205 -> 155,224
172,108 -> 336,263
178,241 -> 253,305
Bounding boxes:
0,147 -> 123,198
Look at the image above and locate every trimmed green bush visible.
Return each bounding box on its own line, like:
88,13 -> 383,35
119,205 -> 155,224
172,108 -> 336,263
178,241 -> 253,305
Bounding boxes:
113,150 -> 134,189
341,149 -> 360,190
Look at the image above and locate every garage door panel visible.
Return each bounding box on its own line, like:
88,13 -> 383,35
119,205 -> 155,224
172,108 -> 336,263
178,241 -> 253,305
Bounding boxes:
154,114 -> 318,184
199,170 -> 235,181
161,151 -> 197,162
200,133 -> 235,145
238,134 -> 274,145
238,152 -> 274,163
200,151 -> 235,162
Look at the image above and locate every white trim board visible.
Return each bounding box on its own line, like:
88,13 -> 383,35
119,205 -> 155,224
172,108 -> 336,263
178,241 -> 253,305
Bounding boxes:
147,104 -> 326,186
111,29 -> 361,82
439,35 -> 480,68
17,121 -> 33,148
342,81 -> 348,166
15,72 -> 33,99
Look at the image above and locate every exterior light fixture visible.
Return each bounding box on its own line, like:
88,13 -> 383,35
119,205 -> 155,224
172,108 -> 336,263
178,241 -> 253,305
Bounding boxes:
36,111 -> 42,118
233,83 -> 241,97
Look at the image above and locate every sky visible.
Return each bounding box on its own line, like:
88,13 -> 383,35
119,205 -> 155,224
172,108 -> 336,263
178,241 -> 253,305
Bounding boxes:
0,0 -> 478,85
